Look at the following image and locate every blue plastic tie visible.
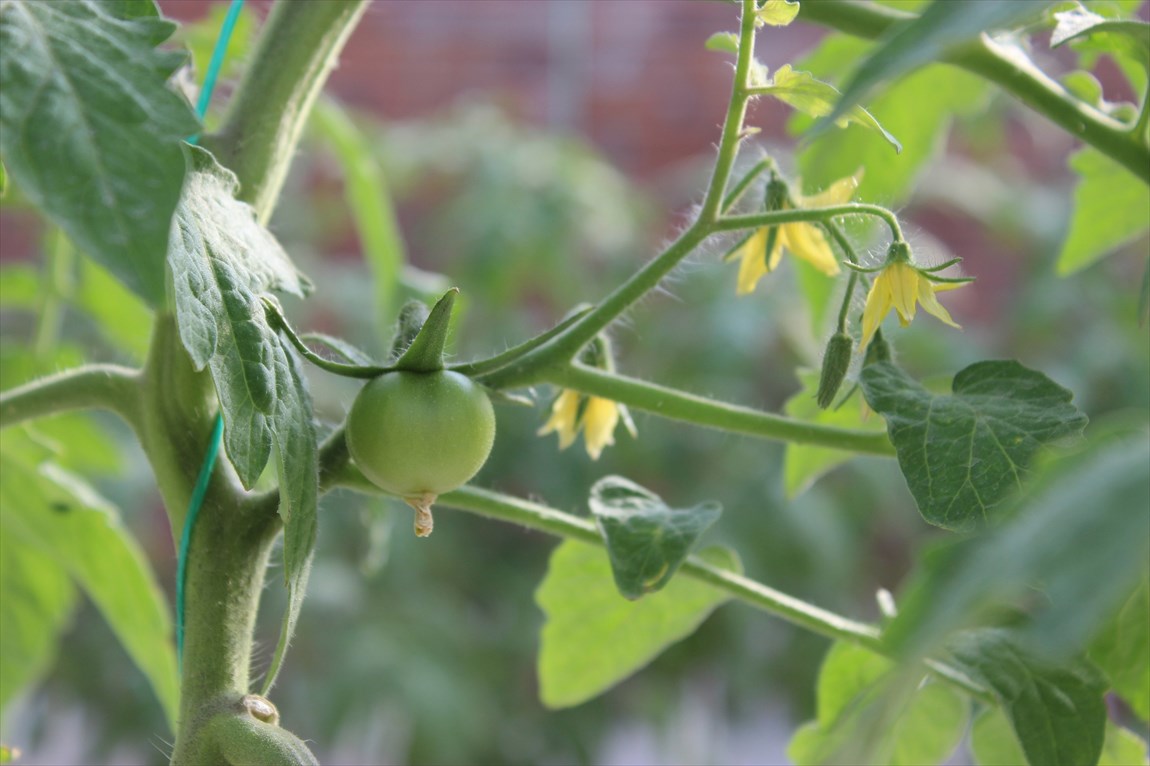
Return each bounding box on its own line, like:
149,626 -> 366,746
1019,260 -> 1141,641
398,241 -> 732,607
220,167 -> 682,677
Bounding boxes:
176,0 -> 245,670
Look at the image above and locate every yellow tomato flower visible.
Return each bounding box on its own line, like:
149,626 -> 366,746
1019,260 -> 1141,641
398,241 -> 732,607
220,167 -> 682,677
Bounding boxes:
859,259 -> 967,349
732,173 -> 860,295
538,389 -> 636,460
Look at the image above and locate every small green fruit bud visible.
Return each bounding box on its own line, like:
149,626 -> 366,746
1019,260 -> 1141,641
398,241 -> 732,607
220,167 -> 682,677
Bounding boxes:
765,176 -> 789,210
816,332 -> 853,409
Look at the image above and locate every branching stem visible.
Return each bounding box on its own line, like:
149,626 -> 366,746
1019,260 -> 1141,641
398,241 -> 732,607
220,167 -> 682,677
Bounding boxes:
0,364 -> 142,432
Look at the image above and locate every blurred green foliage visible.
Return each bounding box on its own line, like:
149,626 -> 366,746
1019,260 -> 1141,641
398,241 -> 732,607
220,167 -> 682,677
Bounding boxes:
2,3 -> 1148,764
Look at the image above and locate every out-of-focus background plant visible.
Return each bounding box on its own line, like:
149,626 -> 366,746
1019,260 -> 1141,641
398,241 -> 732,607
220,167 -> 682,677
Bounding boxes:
1,1 -> 1146,764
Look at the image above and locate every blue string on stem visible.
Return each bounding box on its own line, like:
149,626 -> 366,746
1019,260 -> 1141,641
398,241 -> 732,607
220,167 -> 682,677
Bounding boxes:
176,0 -> 245,671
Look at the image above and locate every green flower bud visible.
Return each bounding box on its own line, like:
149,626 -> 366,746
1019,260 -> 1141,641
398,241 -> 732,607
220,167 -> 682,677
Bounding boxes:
816,331 -> 853,409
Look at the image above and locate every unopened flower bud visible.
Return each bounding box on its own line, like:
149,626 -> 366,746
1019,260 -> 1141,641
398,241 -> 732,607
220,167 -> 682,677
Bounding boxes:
816,332 -> 853,409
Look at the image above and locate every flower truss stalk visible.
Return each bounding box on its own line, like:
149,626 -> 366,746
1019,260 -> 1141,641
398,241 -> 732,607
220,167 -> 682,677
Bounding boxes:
543,363 -> 894,455
479,0 -> 761,388
435,484 -> 992,703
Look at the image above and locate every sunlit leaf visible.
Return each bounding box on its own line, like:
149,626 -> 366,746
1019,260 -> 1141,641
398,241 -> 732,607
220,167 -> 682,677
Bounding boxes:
791,35 -> 987,206
787,642 -> 967,766
535,541 -> 739,709
0,0 -> 199,306
819,0 -> 1040,134
0,433 -> 178,730
588,475 -> 721,600
1090,575 -> 1150,721
759,65 -> 901,152
755,0 -> 799,28
704,31 -> 739,55
310,100 -> 406,325
1051,4 -> 1150,66
782,370 -> 885,498
0,526 -> 75,715
860,360 -> 1088,530
1058,147 -> 1150,274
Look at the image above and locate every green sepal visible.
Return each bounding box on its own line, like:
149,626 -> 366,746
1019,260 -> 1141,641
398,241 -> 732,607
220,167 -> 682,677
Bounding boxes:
394,288 -> 458,372
387,299 -> 431,361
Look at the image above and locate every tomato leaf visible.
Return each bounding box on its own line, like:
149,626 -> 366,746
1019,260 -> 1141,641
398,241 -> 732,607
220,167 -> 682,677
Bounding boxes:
1058,147 -> 1150,274
783,370 -> 885,498
859,360 -> 1087,530
0,432 -> 178,730
0,525 -> 75,717
886,430 -> 1149,663
0,0 -> 198,306
816,0 -> 1040,137
790,34 -> 987,207
589,476 -> 721,600
788,642 -> 967,766
535,541 -> 738,708
168,146 -> 317,694
169,146 -> 310,487
1090,575 -> 1150,721
948,628 -> 1107,766
310,99 -> 406,326
759,65 -> 901,153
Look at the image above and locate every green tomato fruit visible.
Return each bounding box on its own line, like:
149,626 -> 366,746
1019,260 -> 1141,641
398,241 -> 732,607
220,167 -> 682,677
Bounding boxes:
346,370 -> 495,536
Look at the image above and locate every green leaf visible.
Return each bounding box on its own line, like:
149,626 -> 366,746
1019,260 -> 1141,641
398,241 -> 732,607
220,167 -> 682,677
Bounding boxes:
705,32 -> 740,55
310,99 -> 406,325
1090,575 -> 1150,721
1098,722 -> 1150,766
168,147 -> 318,694
948,628 -> 1107,766
819,0 -> 1040,134
782,369 -> 885,498
1058,147 -> 1150,274
170,146 -> 309,487
755,0 -> 799,28
859,360 -> 1088,531
0,0 -> 199,306
791,35 -> 987,206
759,65 -> 901,152
787,642 -> 967,766
0,433 -> 178,730
970,707 -> 1027,766
588,475 -> 721,600
0,524 -> 75,716
260,340 -> 318,695
105,0 -> 159,19
75,256 -> 153,362
1051,4 -> 1150,62
535,540 -> 739,709
886,431 -> 1150,661
0,264 -> 39,309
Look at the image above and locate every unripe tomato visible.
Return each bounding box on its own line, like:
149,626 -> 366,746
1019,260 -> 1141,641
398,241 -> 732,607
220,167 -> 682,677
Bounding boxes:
346,371 -> 495,535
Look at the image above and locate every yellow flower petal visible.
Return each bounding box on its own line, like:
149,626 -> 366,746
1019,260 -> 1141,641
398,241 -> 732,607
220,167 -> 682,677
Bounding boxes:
917,276 -> 961,329
582,397 -> 620,460
735,228 -> 770,295
799,170 -> 862,208
537,389 -> 582,450
860,274 -> 892,349
780,221 -> 841,276
887,261 -> 920,325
